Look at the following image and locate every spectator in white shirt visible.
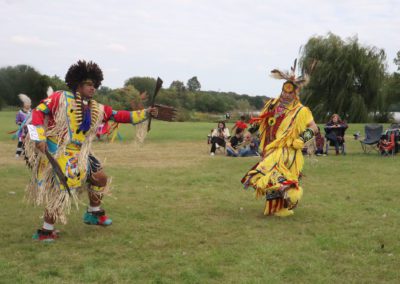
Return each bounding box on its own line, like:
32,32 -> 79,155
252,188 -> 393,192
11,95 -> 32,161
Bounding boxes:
210,121 -> 230,156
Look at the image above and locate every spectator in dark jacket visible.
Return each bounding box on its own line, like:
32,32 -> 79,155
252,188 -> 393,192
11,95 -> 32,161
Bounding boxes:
226,128 -> 244,157
325,114 -> 348,155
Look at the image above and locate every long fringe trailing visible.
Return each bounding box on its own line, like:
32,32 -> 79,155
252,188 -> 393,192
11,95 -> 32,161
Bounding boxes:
135,120 -> 148,144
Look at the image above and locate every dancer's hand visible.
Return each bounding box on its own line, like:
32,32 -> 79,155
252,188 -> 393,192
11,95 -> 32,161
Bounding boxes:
36,141 -> 47,153
147,107 -> 158,118
292,138 -> 304,150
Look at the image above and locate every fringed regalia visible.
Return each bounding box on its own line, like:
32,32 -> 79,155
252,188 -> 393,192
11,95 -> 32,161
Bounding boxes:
24,91 -> 148,223
242,61 -> 316,217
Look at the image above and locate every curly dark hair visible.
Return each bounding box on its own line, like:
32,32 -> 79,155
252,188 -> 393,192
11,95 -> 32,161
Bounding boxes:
65,60 -> 103,92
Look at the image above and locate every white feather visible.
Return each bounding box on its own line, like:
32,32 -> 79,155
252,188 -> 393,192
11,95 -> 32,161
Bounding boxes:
18,93 -> 31,105
47,86 -> 54,97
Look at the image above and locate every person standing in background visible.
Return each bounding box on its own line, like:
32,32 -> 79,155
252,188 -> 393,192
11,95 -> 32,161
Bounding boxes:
15,94 -> 31,157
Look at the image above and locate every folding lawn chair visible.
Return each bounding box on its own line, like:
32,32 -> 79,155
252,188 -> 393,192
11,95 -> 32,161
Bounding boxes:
360,124 -> 383,153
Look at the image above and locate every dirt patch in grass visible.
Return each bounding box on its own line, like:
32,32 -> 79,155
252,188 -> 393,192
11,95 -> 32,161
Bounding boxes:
0,143 -> 25,167
93,141 -> 214,169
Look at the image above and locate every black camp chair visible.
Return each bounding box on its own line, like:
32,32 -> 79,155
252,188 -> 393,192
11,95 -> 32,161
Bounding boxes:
324,125 -> 347,155
360,124 -> 383,153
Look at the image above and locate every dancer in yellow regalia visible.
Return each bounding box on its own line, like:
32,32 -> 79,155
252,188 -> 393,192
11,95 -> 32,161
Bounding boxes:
242,60 -> 318,217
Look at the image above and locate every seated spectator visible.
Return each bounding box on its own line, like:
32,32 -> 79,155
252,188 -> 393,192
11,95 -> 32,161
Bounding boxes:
210,121 -> 230,156
231,115 -> 248,133
379,137 -> 392,156
378,128 -> 399,156
226,128 -> 244,157
324,114 -> 348,155
239,132 -> 260,157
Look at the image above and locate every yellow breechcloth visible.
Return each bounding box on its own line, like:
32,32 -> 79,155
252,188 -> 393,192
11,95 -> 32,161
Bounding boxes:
36,148 -> 85,191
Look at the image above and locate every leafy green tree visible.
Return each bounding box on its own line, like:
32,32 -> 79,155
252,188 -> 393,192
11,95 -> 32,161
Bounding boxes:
45,75 -> 68,91
187,76 -> 201,91
248,96 -> 267,109
194,93 -> 213,112
124,76 -> 157,94
169,80 -> 186,93
96,86 -> 113,97
386,50 -> 400,112
394,51 -> 400,71
156,89 -> 180,108
0,65 -> 49,108
384,73 -> 400,110
236,99 -> 252,112
222,95 -> 237,111
180,91 -> 196,109
299,33 -> 386,122
96,85 -> 140,110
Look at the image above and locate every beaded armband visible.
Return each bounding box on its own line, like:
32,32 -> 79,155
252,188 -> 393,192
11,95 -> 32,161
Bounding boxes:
300,128 -> 314,143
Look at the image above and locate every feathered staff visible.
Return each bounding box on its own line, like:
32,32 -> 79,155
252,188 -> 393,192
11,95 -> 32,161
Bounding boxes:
147,78 -> 177,132
147,77 -> 163,132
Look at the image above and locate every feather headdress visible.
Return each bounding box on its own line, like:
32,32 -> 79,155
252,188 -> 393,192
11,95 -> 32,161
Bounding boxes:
65,60 -> 103,92
18,93 -> 31,105
270,59 -> 315,89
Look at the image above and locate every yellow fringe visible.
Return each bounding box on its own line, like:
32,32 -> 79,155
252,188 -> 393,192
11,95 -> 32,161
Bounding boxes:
135,120 -> 148,144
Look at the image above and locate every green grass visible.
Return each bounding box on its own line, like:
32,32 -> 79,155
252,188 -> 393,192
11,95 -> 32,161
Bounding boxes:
0,111 -> 399,283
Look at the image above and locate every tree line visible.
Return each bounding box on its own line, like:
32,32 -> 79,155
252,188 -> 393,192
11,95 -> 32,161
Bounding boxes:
0,66 -> 266,121
0,32 -> 399,122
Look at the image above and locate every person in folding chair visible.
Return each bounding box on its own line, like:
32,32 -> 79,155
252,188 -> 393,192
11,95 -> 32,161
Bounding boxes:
378,126 -> 400,156
210,121 -> 230,156
324,114 -> 348,155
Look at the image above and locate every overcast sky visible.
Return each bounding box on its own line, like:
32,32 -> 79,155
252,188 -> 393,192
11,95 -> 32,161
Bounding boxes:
1,0 -> 399,97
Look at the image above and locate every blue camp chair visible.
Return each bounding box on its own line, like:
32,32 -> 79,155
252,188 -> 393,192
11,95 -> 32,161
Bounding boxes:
360,124 -> 383,153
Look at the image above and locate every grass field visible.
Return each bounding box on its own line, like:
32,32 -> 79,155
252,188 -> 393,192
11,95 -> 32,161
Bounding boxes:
0,111 -> 399,283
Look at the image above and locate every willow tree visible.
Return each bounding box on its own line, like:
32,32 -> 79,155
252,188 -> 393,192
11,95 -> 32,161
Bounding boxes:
299,33 -> 387,122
